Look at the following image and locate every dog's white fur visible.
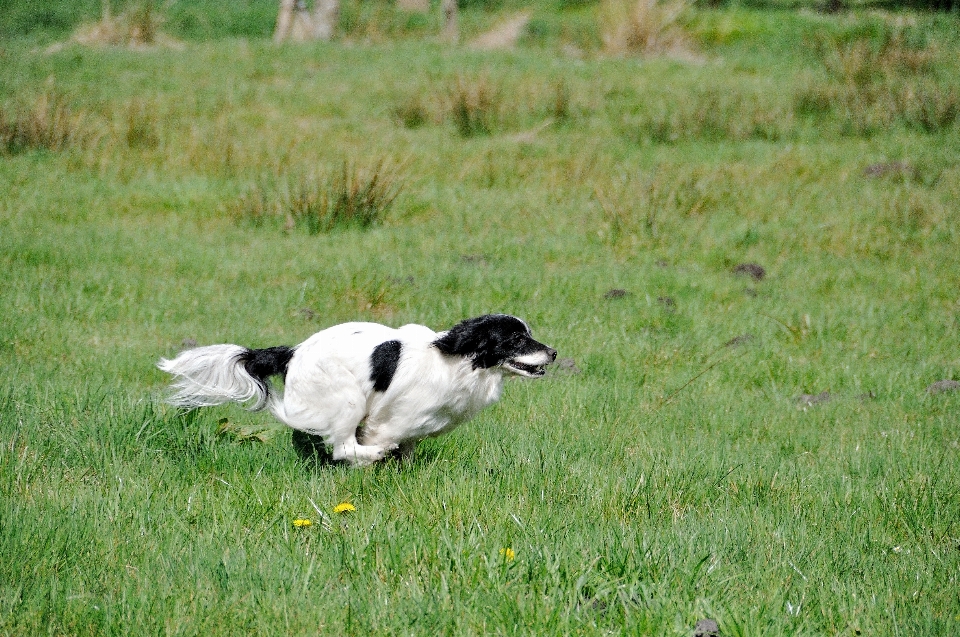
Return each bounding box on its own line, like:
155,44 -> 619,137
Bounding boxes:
158,316 -> 554,465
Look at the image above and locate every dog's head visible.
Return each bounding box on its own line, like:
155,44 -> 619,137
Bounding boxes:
433,314 -> 557,377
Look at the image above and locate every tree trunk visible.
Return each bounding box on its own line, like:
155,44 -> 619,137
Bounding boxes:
312,0 -> 340,40
398,0 -> 430,12
274,0 -> 295,41
442,0 -> 458,43
290,0 -> 314,41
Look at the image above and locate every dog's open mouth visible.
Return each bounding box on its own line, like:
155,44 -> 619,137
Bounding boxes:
503,360 -> 547,378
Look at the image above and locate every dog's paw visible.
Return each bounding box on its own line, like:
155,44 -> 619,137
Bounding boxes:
369,444 -> 399,463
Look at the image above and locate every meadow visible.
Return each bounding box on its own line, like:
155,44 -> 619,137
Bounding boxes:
1,1 -> 960,634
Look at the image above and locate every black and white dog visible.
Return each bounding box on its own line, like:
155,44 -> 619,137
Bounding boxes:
158,314 -> 556,465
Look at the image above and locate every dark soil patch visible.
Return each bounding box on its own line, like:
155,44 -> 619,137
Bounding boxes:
796,391 -> 831,408
551,357 -> 582,375
724,333 -> 754,347
461,254 -> 490,266
297,307 -> 318,320
732,263 -> 765,281
863,161 -> 916,180
604,288 -> 629,299
927,379 -> 960,395
694,618 -> 721,637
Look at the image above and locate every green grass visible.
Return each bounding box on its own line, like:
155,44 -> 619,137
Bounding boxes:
2,6 -> 960,635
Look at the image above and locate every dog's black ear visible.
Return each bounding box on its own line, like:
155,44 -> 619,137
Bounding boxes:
433,316 -> 500,369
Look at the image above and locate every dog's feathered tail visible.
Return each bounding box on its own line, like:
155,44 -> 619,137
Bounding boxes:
158,344 -> 294,411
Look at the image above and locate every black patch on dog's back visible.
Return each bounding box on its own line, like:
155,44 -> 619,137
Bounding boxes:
239,346 -> 295,382
370,340 -> 402,392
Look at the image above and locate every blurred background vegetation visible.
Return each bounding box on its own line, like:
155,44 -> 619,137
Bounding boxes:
0,0 -> 954,44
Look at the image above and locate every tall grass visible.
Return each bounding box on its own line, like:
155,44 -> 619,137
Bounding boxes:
600,0 -> 695,56
448,74 -> 502,137
290,161 -> 404,234
234,161 -> 405,234
796,29 -> 960,135
67,2 -> 179,48
620,87 -> 794,144
0,92 -> 83,155
123,98 -> 160,148
392,75 -> 575,138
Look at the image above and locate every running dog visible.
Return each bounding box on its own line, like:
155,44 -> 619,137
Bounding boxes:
158,314 -> 556,465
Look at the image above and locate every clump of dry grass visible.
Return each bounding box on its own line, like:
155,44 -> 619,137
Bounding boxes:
392,94 -> 432,129
392,77 -> 575,138
623,88 -> 794,144
289,161 -> 404,234
57,3 -> 183,50
551,80 -> 572,123
795,31 -> 958,135
331,275 -> 398,318
123,98 -> 160,149
594,180 -> 654,245
818,32 -> 935,86
0,93 -> 84,155
232,180 -> 278,228
600,0 -> 696,58
901,80 -> 960,132
593,168 -> 703,245
447,75 -> 502,137
592,163 -> 783,249
234,161 -> 405,234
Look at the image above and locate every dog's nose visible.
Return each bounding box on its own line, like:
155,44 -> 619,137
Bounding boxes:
547,348 -> 557,361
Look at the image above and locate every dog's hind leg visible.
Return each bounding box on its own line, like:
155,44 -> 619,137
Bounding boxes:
331,437 -> 397,466
275,382 -> 395,466
396,440 -> 417,462
286,418 -> 395,466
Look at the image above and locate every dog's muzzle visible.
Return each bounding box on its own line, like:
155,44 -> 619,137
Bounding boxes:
504,347 -> 557,378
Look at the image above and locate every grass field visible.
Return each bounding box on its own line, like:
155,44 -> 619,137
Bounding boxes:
2,2 -> 960,634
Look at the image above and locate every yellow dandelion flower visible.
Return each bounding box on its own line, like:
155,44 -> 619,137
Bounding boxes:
333,502 -> 356,514
293,518 -> 312,527
500,547 -> 515,561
